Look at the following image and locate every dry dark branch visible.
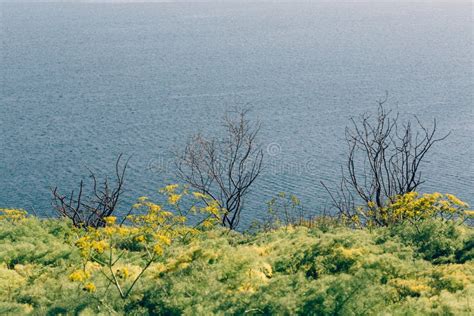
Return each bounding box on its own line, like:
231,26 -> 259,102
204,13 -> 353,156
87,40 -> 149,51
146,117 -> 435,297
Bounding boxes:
51,154 -> 130,228
324,96 -> 449,224
176,108 -> 264,230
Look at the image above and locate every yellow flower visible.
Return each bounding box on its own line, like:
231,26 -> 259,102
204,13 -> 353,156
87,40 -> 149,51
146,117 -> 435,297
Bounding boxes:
202,219 -> 214,229
75,236 -> 92,250
103,216 -> 117,226
103,226 -> 115,236
116,226 -> 131,237
135,235 -> 146,242
192,192 -> 207,199
431,192 -> 443,199
163,184 -> 179,193
149,204 -> 162,213
464,210 -> 474,217
175,216 -> 186,223
390,278 -> 430,296
153,244 -> 164,255
0,208 -> 27,222
203,201 -> 220,216
156,235 -> 171,246
351,215 -> 360,224
138,196 -> 148,202
446,194 -> 468,208
91,240 -> 109,254
168,194 -> 182,205
161,211 -> 173,217
83,282 -> 96,293
69,270 -> 90,282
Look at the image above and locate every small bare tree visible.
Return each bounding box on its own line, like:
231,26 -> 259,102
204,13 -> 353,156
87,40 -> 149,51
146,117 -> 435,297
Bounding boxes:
323,96 -> 449,225
176,109 -> 264,230
52,154 -> 130,228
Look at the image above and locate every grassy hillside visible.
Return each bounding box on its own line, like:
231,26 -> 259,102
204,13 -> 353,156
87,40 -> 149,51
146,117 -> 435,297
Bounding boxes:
0,216 -> 472,315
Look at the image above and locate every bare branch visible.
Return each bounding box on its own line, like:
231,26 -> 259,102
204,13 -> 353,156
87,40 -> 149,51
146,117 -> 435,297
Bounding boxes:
176,108 -> 264,230
51,154 -> 130,228
323,98 -> 449,226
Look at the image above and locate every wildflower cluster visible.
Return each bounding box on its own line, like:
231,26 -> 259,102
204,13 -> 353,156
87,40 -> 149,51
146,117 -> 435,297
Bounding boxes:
70,185 -> 222,299
353,192 -> 471,227
389,278 -> 430,297
157,184 -> 223,228
0,208 -> 27,222
68,261 -> 101,293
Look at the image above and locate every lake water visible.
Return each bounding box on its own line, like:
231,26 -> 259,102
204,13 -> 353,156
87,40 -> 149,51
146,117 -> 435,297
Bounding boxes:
1,1 -> 472,225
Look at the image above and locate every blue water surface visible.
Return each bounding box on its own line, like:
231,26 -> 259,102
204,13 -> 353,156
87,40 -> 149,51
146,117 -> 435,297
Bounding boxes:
1,1 -> 472,225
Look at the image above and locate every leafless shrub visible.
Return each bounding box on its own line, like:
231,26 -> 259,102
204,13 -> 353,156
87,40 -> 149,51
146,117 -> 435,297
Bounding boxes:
323,96 -> 450,224
51,154 -> 130,228
176,108 -> 264,230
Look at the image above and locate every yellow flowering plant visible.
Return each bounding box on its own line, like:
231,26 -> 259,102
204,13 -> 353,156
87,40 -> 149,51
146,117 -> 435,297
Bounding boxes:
352,192 -> 470,227
0,208 -> 27,222
70,184 -> 222,299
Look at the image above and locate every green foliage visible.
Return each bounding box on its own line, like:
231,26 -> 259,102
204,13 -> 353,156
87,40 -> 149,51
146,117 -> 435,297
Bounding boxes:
0,209 -> 472,315
0,217 -> 77,267
69,184 -> 222,299
380,218 -> 473,264
249,192 -> 341,234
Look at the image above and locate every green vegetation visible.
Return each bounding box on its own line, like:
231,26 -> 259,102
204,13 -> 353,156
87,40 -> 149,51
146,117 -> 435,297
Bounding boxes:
0,199 -> 473,315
